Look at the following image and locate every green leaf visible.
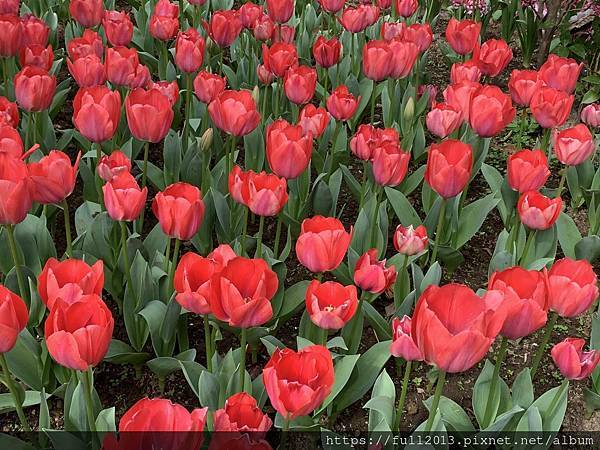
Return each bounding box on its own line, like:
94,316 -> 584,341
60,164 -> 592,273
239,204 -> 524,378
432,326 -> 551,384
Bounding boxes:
575,235 -> 600,263
556,212 -> 582,259
198,370 -> 220,410
0,391 -> 50,414
315,354 -> 360,414
456,194 -> 500,249
472,360 -> 512,428
423,395 -> 475,432
368,369 -> 395,430
385,187 -> 422,227
512,368 -> 534,409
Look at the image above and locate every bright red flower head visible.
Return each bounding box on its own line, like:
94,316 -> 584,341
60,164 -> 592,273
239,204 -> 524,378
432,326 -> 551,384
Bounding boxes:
443,80 -> 481,122
552,338 -> 600,380
298,104 -> 330,138
0,14 -> 22,57
20,14 -> 49,47
445,18 -> 481,55
103,172 -> 148,222
426,102 -> 462,138
284,65 -> 317,105
175,28 -> 205,73
146,79 -> 180,106
553,124 -> 595,166
0,285 -> 28,353
97,150 -> 131,182
73,86 -> 121,143
381,21 -> 405,41
547,257 -> 599,318
102,10 -> 133,47
390,315 -> 423,361
67,54 -> 106,88
28,150 -> 80,204
67,29 -> 103,60
326,85 -> 360,121
372,143 -> 410,187
475,39 -> 512,77
508,69 -> 542,107
306,280 -> 358,330
149,0 -> 179,41
266,0 -> 294,23
239,2 -> 263,28
204,10 -> 242,47
468,85 -> 516,138
0,125 -> 23,157
312,36 -> 342,68
0,154 -> 32,225
0,0 -> 19,15
539,54 -> 583,94
507,149 -> 550,193
394,0 -> 418,17
581,104 -> 600,128
193,71 -> 226,104
339,5 -> 380,33
69,0 -> 103,28
213,392 -> 272,434
208,89 -> 260,137
450,60 -> 481,84
266,119 -> 312,179
296,216 -> 352,273
105,46 -> 142,87
425,139 -> 473,199
517,190 -> 562,230
245,170 -> 289,216
318,0 -> 345,13
394,224 -> 428,255
388,39 -> 419,79
403,23 -> 433,52
174,252 -> 218,315
0,96 -> 19,128
253,14 -> 275,41
125,87 -> 174,143
530,86 -> 574,129
14,66 -> 56,112
362,40 -> 392,81
18,44 -> 53,71
152,182 -> 205,240
262,42 -> 298,78
354,248 -> 396,294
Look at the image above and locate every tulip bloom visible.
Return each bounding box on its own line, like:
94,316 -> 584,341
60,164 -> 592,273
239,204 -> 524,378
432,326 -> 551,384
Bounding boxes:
149,0 -> 179,41
284,65 -> 317,105
318,0 -> 345,13
403,23 -> 433,52
263,345 -> 334,418
425,140 -> 473,199
14,66 -> 56,112
266,119 -> 312,179
508,69 -> 542,107
102,10 -> 133,47
253,14 -> 275,41
326,85 -> 360,121
0,14 -> 21,57
0,125 -> 22,157
73,86 -> 121,143
69,0 -> 103,28
426,102 -> 462,138
530,86 -> 574,129
338,5 -> 380,33
147,80 -> 179,106
450,60 -> 481,84
395,0 -> 418,16
581,104 -> 600,128
305,280 -> 358,330
547,257 -> 599,318
152,182 -> 205,240
354,249 -> 396,294
210,256 -> 278,328
0,0 -> 18,15
45,294 -> 113,370
350,124 -> 379,161
175,29 -> 205,73
390,315 -> 423,361
298,104 -> 330,138
28,150 -> 80,205
18,44 -> 53,71
362,40 -> 392,81
213,392 -> 272,433
539,54 -> 583,94
469,85 -> 516,137
388,39 -> 419,79
239,2 -> 262,28
67,55 -> 106,88
445,18 -> 481,55
412,283 -> 505,373
105,46 -> 139,87
193,71 -> 226,104
244,170 -> 289,216
266,0 -> 293,22
125,88 -> 174,143
0,96 -> 18,127
475,39 -> 513,77
551,338 -> 600,380
517,191 -> 562,230
296,216 -> 352,273
97,150 -> 131,181
0,285 -> 28,353
208,90 -> 260,137
103,172 -> 148,222
312,36 -> 342,68
0,155 -> 32,225
204,10 -> 242,47
394,224 -> 428,255
443,80 -> 481,122
372,143 -> 410,187
262,42 -> 298,78
488,267 -> 548,340
553,124 -> 595,166
256,63 -> 274,85
507,149 -> 550,193
20,14 -> 49,47
67,29 -> 103,60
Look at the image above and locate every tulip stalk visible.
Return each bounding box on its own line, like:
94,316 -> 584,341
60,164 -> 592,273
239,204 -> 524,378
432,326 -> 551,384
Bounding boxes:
93,143 -> 104,207
239,327 -> 247,391
0,353 -> 31,432
547,380 -> 569,419
273,215 -> 283,258
182,73 -> 193,154
241,207 -> 249,256
347,291 -> 370,354
530,311 -> 558,379
62,199 -> 73,257
120,222 -> 134,294
425,370 -> 446,432
541,128 -> 552,158
393,360 -> 412,431
163,237 -> 171,274
4,225 -> 28,304
430,198 -> 447,264
519,229 -> 536,266
168,238 -> 182,295
369,186 -> 381,248
556,168 -> 567,198
1,57 -> 8,98
326,122 -> 342,178
137,141 -> 150,234
81,368 -> 97,434
256,215 -> 265,259
395,254 -> 410,310
482,337 -> 508,428
204,315 -> 213,372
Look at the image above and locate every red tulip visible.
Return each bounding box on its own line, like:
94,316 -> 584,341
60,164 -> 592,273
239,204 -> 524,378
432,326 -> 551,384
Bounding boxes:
394,224 -> 428,255
102,10 -> 133,47
263,345 -> 334,418
204,10 -> 242,47
362,40 -> 392,81
354,249 -> 396,294
426,102 -> 462,138
18,44 -> 53,71
125,87 -> 174,142
256,63 -> 274,85
326,85 -> 360,121
306,280 -> 358,330
298,104 -> 330,138
539,54 -> 583,94
469,85 -> 516,137
266,119 -> 312,179
193,70 -> 226,103
507,149 -> 550,193
0,0 -> 18,15
73,86 -> 121,143
284,65 -> 317,105
20,14 -> 49,47
266,0 -> 294,23
0,125 -> 22,157
105,46 -> 140,87
508,69 -> 542,107
253,14 -> 275,41
488,266 -> 548,340
228,165 -> 249,205
530,86 -> 574,129
390,315 -> 423,361
0,154 -> 31,224
213,392 -> 272,433
67,29 -> 103,60
443,80 -> 481,122
97,150 -> 131,181
350,124 -> 399,161
69,0 -> 103,27
174,252 -> 217,315
147,80 -> 179,105
581,104 -> 600,128
103,172 -> 147,222
552,338 -> 600,380
127,63 -> 151,90
14,66 -> 56,112
412,283 -> 505,372
208,243 -> 237,268
312,36 -> 342,68
262,42 -> 298,78
0,96 -> 19,127
208,90 -> 260,137
372,143 -> 410,187
67,54 -> 106,88
381,21 -> 405,41
388,39 -> 419,79
0,285 -> 28,353
403,23 -> 433,52
318,0 -> 345,13
450,60 -> 481,84
175,29 -> 205,73
245,170 -> 289,216
0,14 -> 21,57
149,0 -> 179,41
425,139 -> 473,199
547,257 -> 599,318
445,18 -> 481,55
210,256 -> 278,328
553,124 -> 595,166
45,294 -> 113,370
338,5 -> 380,33
239,2 -> 263,28
475,39 -> 513,77
296,216 -> 352,273
28,150 -> 80,205
152,182 -> 205,240
394,0 -> 418,17
517,190 -> 562,230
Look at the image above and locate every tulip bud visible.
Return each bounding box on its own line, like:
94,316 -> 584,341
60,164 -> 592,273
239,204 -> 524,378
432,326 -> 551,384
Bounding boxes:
252,85 -> 260,105
404,96 -> 415,124
551,338 -> 600,380
200,128 -> 213,152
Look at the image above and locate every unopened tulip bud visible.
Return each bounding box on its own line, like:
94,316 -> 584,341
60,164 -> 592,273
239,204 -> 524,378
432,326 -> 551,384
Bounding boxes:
252,85 -> 260,105
200,128 -> 213,152
404,97 -> 414,124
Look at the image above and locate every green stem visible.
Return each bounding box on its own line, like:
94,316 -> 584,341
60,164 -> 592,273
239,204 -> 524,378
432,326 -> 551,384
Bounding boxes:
168,238 -> 181,295
358,161 -> 368,210
546,380 -> 569,419
393,360 -> 412,431
204,315 -> 213,372
425,370 -> 446,432
280,413 -> 291,449
5,225 -> 27,303
2,57 -> 8,98
256,215 -> 265,259
241,207 -> 248,256
182,73 -> 193,154
320,327 -> 328,346
137,141 -> 150,234
541,128 -> 552,159
82,368 -> 97,433
530,312 -> 558,379
369,186 -> 381,248
239,327 -> 247,391
163,237 -> 172,274
62,199 -> 73,257
0,353 -> 31,432
120,222 -> 134,291
430,198 -> 447,264
94,143 -> 104,207
482,337 -> 508,428
348,292 -> 368,354
273,215 -> 282,258
326,121 -> 341,178
556,168 -> 567,198
370,88 -> 376,124
274,79 -> 281,117
395,254 -> 409,310
519,229 -> 536,266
